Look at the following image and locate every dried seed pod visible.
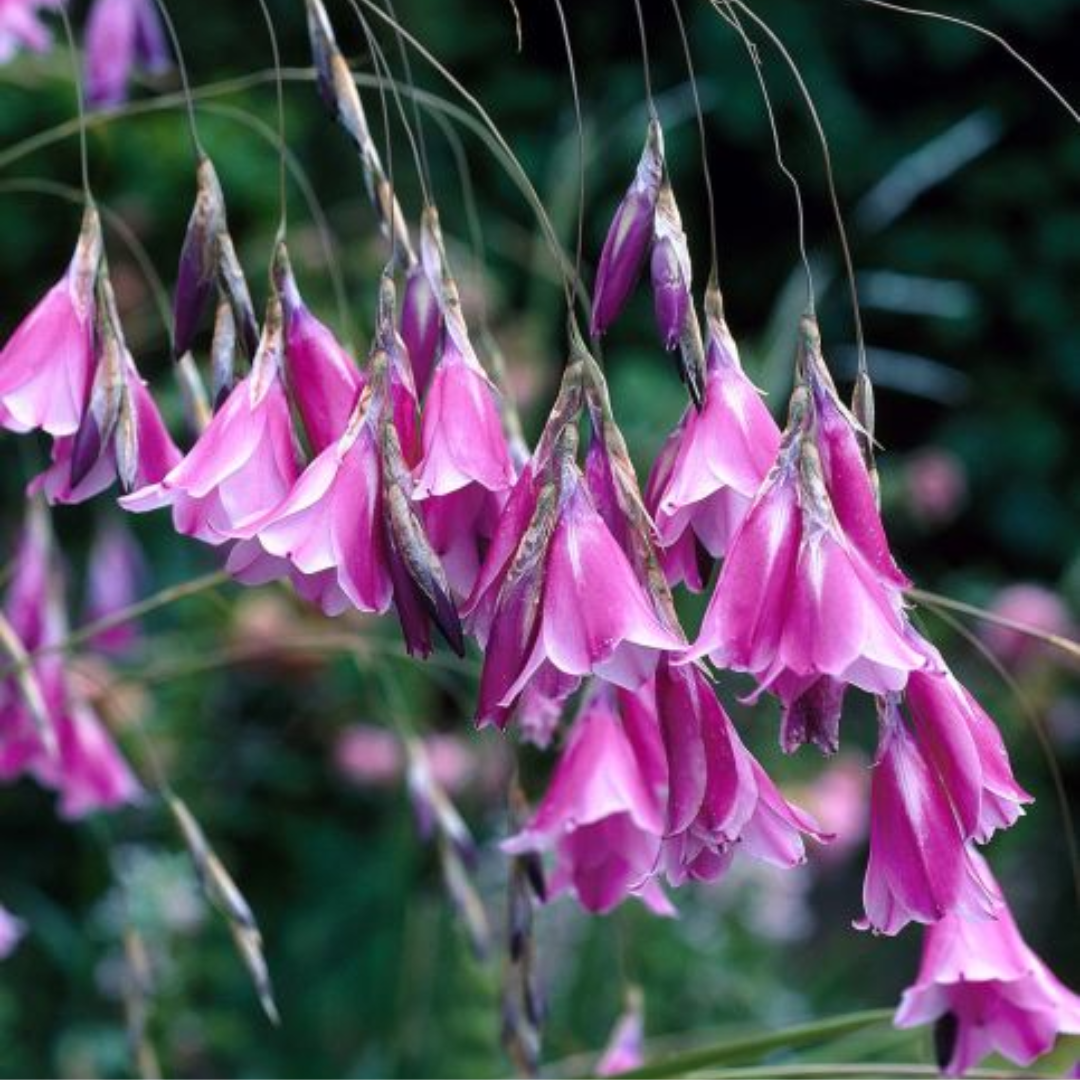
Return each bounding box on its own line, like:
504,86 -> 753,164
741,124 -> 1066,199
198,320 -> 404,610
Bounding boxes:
210,293 -> 239,410
216,230 -> 259,360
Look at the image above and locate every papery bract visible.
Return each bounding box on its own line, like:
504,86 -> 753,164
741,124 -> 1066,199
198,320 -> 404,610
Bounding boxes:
895,854 -> 1080,1076
0,206 -> 100,437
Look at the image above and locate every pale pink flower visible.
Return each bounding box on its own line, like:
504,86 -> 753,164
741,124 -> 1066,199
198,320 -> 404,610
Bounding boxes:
0,206 -> 100,437
597,990 -> 645,1077
0,906 -> 25,960
980,583 -> 1074,669
83,519 -> 147,653
904,447 -> 968,527
895,854 -> 1080,1076
84,0 -> 170,108
503,684 -> 673,915
0,0 -> 62,63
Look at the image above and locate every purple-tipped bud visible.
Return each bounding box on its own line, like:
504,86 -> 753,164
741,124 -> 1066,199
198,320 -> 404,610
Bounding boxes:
174,156 -> 226,359
650,236 -> 689,350
401,264 -> 440,394
590,119 -> 664,338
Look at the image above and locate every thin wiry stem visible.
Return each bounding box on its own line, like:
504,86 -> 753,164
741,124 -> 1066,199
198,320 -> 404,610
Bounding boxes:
848,0 -> 1080,127
150,0 -> 205,158
631,0 -> 656,115
726,0 -> 867,375
550,0 -> 585,315
381,0 -> 434,205
55,4 -> 91,204
669,0 -> 719,285
253,0 -> 288,235
715,1 -> 815,313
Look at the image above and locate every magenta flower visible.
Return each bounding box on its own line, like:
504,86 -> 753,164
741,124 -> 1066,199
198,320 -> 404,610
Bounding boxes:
0,0 -> 62,63
84,520 -> 146,654
0,206 -> 101,437
895,855 -> 1080,1076
503,684 -> 673,915
647,287 -> 781,590
655,658 -> 829,886
591,118 -> 664,338
121,294 -> 300,545
0,905 -> 25,960
401,262 -> 440,394
475,450 -> 682,729
84,0 -> 170,109
858,693 -> 1000,936
414,336 -> 515,597
276,247 -> 364,453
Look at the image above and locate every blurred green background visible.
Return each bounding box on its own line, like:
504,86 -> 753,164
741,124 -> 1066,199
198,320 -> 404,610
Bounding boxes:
1,0 -> 1079,1076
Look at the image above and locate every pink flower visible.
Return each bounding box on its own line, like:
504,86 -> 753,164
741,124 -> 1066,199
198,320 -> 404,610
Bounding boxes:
84,520 -> 147,653
475,453 -> 682,729
277,249 -> 364,453
414,337 -> 514,597
0,905 -> 25,960
84,0 -> 170,108
895,855 -> 1080,1076
400,262 -> 439,394
597,990 -> 645,1076
655,658 -> 830,886
503,684 -> 673,915
980,583 -> 1074,669
904,448 -> 967,528
858,693 -> 999,936
591,118 -> 664,338
0,206 -> 101,437
121,294 -> 300,545
647,287 -> 780,590
0,0 -> 62,63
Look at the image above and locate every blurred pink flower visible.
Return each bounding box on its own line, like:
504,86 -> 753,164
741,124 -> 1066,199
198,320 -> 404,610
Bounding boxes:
895,854 -> 1080,1076
83,519 -> 147,653
0,0 -> 62,64
904,448 -> 967,527
0,905 -> 25,959
84,0 -> 170,108
335,724 -> 481,797
597,990 -> 645,1076
791,754 -> 868,863
980,583 -> 1074,669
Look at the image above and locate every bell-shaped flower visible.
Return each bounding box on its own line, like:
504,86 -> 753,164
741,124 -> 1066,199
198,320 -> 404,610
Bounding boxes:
0,206 -> 101,437
0,0 -> 62,63
591,118 -> 664,338
647,285 -> 781,590
503,683 -> 673,915
84,0 -> 170,109
654,657 -> 829,885
121,292 -> 300,544
895,853 -> 1080,1076
688,381 -> 926,700
858,694 -> 999,936
31,274 -> 180,505
476,426 -> 683,729
275,244 -> 363,453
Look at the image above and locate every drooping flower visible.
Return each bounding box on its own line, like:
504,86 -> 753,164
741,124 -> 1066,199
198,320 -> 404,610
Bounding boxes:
401,261 -> 439,394
0,205 -> 101,437
647,283 -> 781,590
895,854 -> 1080,1077
858,693 -> 999,936
275,244 -> 364,453
84,519 -> 147,654
591,118 -> 664,339
597,989 -> 645,1077
30,272 -> 181,505
412,208 -> 515,597
503,683 -> 673,915
688,324 -> 926,715
121,290 -> 300,545
0,0 -> 62,63
654,657 -> 830,886
84,0 -> 170,109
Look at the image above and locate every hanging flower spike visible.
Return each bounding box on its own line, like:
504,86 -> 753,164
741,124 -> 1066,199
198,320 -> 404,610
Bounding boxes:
900,640 -> 1032,844
84,519 -> 147,654
857,694 -> 999,937
30,271 -> 181,505
503,683 -> 673,916
84,0 -> 171,109
654,656 -> 830,886
647,282 -> 782,591
895,853 -> 1080,1077
687,331 -> 926,717
173,155 -> 258,361
476,422 -> 683,729
121,290 -> 300,545
401,262 -> 440,395
274,242 -> 364,453
0,205 -> 101,437
591,117 -> 663,338
0,0 -> 62,64
413,207 -> 515,598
